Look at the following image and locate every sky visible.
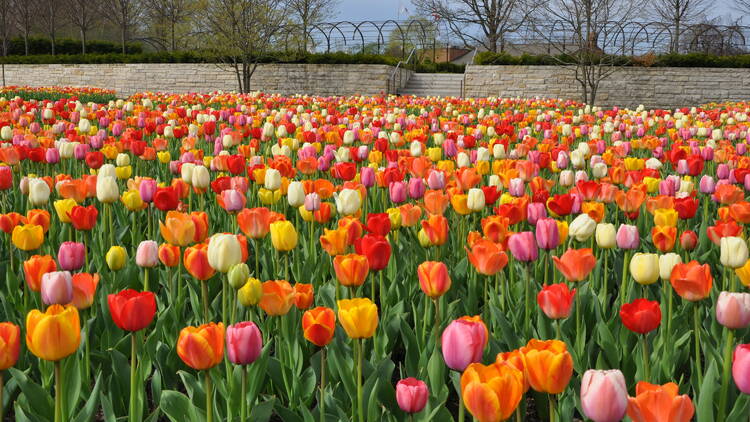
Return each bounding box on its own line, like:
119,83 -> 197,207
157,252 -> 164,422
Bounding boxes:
336,0 -> 738,23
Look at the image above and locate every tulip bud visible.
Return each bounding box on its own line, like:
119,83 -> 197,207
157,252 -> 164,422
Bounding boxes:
733,344 -> 750,394
537,283 -> 575,320
716,291 -> 750,329
136,240 -> 159,268
238,278 -> 263,306
616,224 -> 639,249
106,246 -> 128,271
58,241 -> 86,271
659,253 -> 682,281
630,253 -> 660,285
208,233 -> 243,272
41,271 -> 73,305
228,263 -> 250,290
226,321 -> 263,365
721,236 -> 749,269
396,378 -> 429,414
287,181 -> 305,208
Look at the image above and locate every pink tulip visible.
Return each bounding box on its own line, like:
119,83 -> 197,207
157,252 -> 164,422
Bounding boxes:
360,167 -> 375,188
527,203 -> 547,226
616,224 -> 639,249
408,178 -> 425,199
440,318 -> 487,371
220,189 -> 246,212
427,171 -> 445,190
58,241 -> 85,271
304,193 -> 321,212
699,175 -> 715,194
716,292 -> 750,329
734,344 -> 750,394
45,148 -> 60,164
41,271 -> 73,305
139,179 -> 157,203
226,321 -> 263,365
535,218 -> 560,250
509,178 -> 525,196
581,369 -> 627,422
389,181 -> 407,204
395,378 -> 429,414
136,240 -> 159,268
508,231 -> 538,262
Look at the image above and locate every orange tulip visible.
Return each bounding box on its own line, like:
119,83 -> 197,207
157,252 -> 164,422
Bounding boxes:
160,211 -> 196,247
615,188 -> 646,213
651,226 -> 677,253
495,349 -> 529,392
714,184 -> 744,205
26,209 -> 51,233
520,339 -> 573,394
552,248 -> 597,282
301,306 -> 336,347
669,260 -> 713,301
450,193 -> 471,215
177,322 -> 225,370
71,273 -> 99,310
626,382 -> 694,422
467,239 -> 509,276
333,254 -> 370,287
481,216 -> 511,244
0,322 -> 20,370
158,243 -> 181,267
259,280 -> 296,316
294,283 -> 314,310
399,204 -> 423,227
57,179 -> 88,203
23,254 -> 57,292
421,214 -> 449,246
581,201 -> 605,223
191,211 -> 209,243
237,207 -> 272,239
423,189 -> 450,215
183,243 -> 215,281
461,362 -> 524,422
728,201 -> 750,224
0,212 -> 26,234
320,227 -> 349,256
417,261 -> 452,298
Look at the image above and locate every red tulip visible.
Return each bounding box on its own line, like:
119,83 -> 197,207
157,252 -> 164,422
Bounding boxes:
354,234 -> 391,271
620,298 -> 661,334
537,283 -> 576,320
108,289 -> 157,332
365,213 -> 391,236
154,186 -> 179,211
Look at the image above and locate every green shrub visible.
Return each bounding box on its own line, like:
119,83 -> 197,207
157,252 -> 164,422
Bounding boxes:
475,51 -> 750,68
7,37 -> 142,55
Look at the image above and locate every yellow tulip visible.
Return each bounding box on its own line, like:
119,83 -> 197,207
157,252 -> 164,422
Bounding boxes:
121,190 -> 145,211
106,246 -> 128,271
270,221 -> 298,252
54,198 -> 77,223
26,304 -> 81,361
12,224 -> 44,251
654,208 -> 678,228
337,298 -> 378,339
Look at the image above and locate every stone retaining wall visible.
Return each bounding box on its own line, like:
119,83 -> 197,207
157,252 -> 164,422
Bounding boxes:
463,65 -> 750,108
0,63 -> 411,97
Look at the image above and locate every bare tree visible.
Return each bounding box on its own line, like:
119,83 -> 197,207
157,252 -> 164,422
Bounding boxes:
12,0 -> 33,55
142,0 -> 196,51
651,0 -> 709,53
67,0 -> 100,54
101,0 -> 142,53
535,0 -> 644,104
735,0 -> 750,25
287,0 -> 339,52
413,0 -> 535,53
200,0 -> 290,93
0,0 -> 11,57
35,0 -> 64,55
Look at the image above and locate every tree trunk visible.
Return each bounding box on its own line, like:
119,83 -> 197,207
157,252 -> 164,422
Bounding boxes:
171,19 -> 176,52
81,28 -> 87,54
674,20 -> 681,54
121,23 -> 127,54
23,33 -> 28,56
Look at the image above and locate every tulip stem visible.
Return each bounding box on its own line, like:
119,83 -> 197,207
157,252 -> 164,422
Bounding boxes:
620,251 -> 630,308
355,339 -> 364,422
0,372 -> 4,421
319,349 -> 326,422
555,320 -> 561,340
240,365 -> 248,422
129,333 -> 138,422
694,304 -> 703,386
107,203 -> 114,248
143,268 -> 149,292
641,334 -> 650,381
548,394 -> 556,422
718,328 -> 734,422
433,298 -> 441,337
601,249 -> 608,305
524,263 -> 531,338
202,281 -> 210,323
54,360 -> 63,422
457,391 -> 465,422
205,371 -> 213,422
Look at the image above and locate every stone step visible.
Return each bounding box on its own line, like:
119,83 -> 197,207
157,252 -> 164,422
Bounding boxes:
399,72 -> 465,97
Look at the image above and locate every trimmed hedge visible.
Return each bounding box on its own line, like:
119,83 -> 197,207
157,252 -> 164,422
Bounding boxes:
475,51 -> 750,68
6,37 -> 142,55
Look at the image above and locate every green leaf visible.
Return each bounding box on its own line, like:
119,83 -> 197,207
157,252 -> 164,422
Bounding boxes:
697,360 -> 718,422
72,372 -> 102,422
8,367 -> 54,420
160,390 -> 199,422
64,356 -> 82,419
251,398 -> 276,422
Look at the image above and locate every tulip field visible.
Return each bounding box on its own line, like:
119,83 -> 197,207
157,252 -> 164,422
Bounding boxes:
2,86 -> 750,422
